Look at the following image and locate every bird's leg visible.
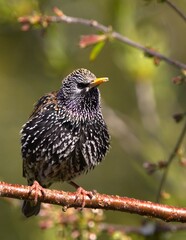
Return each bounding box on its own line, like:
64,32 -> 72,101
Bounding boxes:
29,180 -> 45,205
69,181 -> 94,208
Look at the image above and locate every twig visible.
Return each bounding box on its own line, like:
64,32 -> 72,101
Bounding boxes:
156,120 -> 186,202
165,0 -> 186,23
18,11 -> 186,70
1,181 -> 186,222
100,222 -> 186,236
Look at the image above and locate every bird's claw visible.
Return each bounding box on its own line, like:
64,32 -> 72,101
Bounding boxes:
75,187 -> 94,209
29,180 -> 45,205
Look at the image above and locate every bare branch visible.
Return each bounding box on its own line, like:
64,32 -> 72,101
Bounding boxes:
165,0 -> 186,23
100,222 -> 186,236
1,181 -> 186,222
156,120 -> 186,202
18,10 -> 186,70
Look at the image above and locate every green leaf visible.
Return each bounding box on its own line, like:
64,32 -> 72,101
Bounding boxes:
89,41 -> 105,61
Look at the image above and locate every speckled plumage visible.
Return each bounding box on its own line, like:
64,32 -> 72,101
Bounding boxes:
21,68 -> 110,217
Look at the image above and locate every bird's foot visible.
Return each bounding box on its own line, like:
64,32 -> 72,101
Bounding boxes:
29,180 -> 45,205
75,186 -> 94,208
69,181 -> 94,208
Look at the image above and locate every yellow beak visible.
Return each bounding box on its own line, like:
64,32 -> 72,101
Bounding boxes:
89,77 -> 109,88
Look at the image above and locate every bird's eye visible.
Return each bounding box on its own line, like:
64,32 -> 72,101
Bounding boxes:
77,82 -> 89,89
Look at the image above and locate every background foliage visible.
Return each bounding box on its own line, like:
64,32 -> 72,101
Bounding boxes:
0,0 -> 186,239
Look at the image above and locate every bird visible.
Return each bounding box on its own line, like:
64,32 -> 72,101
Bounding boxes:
21,68 -> 110,217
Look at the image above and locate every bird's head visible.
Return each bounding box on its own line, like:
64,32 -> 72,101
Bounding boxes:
58,68 -> 108,112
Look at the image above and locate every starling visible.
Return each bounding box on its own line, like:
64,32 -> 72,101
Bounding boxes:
21,68 -> 110,217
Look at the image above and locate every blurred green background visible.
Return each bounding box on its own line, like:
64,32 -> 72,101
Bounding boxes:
0,0 -> 186,239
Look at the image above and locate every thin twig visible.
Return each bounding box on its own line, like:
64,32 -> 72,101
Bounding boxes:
165,0 -> 186,23
18,12 -> 186,70
1,181 -> 186,222
156,120 -> 186,202
100,222 -> 186,236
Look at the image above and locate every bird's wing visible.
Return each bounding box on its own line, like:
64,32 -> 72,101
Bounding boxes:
21,91 -> 80,180
29,91 -> 58,119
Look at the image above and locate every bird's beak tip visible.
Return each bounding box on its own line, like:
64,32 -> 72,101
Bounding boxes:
90,77 -> 109,88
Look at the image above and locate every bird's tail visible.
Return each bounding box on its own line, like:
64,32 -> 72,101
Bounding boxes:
22,200 -> 41,218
